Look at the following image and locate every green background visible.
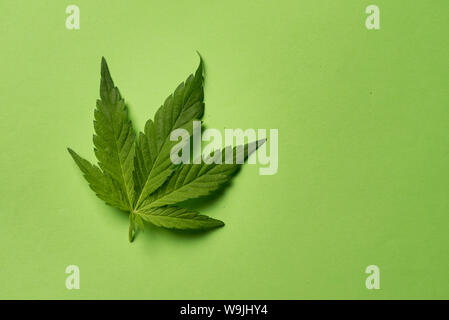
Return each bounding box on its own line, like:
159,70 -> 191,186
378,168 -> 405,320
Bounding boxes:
1,0 -> 448,299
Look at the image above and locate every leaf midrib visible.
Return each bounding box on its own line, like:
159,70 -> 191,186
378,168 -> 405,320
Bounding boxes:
134,85 -> 195,209
138,166 -> 221,210
108,98 -> 134,211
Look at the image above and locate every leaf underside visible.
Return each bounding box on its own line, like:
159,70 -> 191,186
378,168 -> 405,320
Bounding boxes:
68,56 -> 264,241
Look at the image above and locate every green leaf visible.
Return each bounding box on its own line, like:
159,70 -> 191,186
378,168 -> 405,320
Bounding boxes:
93,57 -> 136,210
138,139 -> 265,210
137,206 -> 224,230
134,58 -> 204,208
67,148 -> 129,211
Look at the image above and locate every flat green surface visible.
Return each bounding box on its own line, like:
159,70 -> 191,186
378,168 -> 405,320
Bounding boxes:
1,0 -> 448,299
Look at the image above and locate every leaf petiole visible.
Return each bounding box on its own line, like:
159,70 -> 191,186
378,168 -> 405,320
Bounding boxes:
128,212 -> 135,242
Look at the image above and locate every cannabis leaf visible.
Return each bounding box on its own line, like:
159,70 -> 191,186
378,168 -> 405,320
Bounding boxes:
68,56 -> 265,242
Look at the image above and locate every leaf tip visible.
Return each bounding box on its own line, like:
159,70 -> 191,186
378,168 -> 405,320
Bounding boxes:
195,51 -> 204,74
101,57 -> 111,78
67,147 -> 76,157
195,50 -> 203,60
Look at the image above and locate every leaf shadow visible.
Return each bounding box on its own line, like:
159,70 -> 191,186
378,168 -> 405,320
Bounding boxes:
124,102 -> 141,133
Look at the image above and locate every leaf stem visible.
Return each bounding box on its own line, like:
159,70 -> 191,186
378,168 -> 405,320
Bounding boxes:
128,212 -> 135,242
